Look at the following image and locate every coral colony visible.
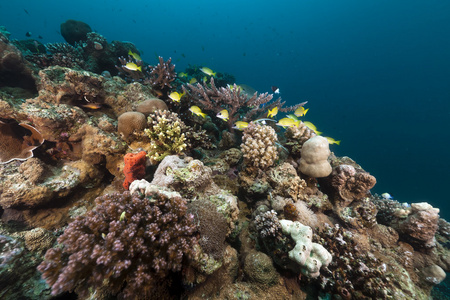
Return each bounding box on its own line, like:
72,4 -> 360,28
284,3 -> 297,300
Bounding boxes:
0,20 -> 449,300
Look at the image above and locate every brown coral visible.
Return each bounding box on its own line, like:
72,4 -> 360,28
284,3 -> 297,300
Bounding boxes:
135,98 -> 168,116
241,122 -> 278,175
24,227 -> 55,253
117,111 -> 147,140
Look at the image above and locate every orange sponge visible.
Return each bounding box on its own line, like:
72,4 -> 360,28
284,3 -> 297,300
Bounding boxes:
123,151 -> 147,190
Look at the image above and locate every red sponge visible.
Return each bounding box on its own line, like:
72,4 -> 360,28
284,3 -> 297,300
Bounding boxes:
123,151 -> 147,190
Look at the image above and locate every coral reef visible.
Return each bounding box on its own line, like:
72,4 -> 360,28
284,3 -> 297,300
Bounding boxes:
299,135 -> 332,178
143,56 -> 176,90
38,189 -> 198,298
241,122 -> 278,175
144,110 -> 187,163
118,111 -> 147,140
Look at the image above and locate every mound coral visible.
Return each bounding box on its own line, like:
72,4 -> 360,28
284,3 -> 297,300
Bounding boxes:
122,151 -> 147,190
38,189 -> 198,298
241,122 -> 278,175
144,110 -> 187,163
299,136 -> 332,178
118,111 -> 147,140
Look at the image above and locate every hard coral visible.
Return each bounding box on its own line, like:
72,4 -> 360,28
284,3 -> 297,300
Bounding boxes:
144,56 -> 176,89
122,151 -> 147,190
38,189 -> 197,298
299,136 -> 332,178
117,111 -> 147,140
144,110 -> 187,163
241,122 -> 278,175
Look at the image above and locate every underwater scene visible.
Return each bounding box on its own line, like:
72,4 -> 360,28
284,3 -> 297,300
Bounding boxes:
0,0 -> 450,299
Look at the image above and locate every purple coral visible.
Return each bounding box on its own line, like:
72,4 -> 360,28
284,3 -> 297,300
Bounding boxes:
38,190 -> 198,298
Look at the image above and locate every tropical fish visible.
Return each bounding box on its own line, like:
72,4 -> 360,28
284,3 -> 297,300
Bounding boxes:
294,106 -> 309,117
124,62 -> 142,72
179,72 -> 188,77
189,78 -> 198,84
271,86 -> 280,93
169,91 -> 184,102
81,103 -> 103,110
128,50 -> 141,61
233,121 -> 249,130
325,137 -> 341,145
216,109 -> 229,121
276,117 -> 300,127
189,106 -> 207,118
227,84 -> 243,92
202,76 -> 208,83
267,107 -> 278,118
381,193 -> 393,200
200,67 -> 216,77
119,211 -> 126,221
287,114 -> 299,121
25,31 -> 32,37
303,121 -> 322,135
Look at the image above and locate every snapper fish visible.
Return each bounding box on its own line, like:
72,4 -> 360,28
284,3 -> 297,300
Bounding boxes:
303,121 -> 322,135
325,137 -> 341,145
179,72 -> 188,77
189,106 -> 207,118
124,62 -> 142,72
294,106 -> 309,117
267,107 -> 278,118
168,91 -> 184,102
200,67 -> 216,77
216,109 -> 229,121
128,50 -> 141,61
276,117 -> 300,128
233,121 -> 249,130
189,78 -> 197,84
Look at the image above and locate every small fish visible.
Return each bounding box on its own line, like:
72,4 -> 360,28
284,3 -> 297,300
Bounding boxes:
124,62 -> 142,72
120,211 -> 126,221
267,107 -> 278,118
81,103 -> 102,110
325,137 -> 341,145
24,9 -> 29,15
287,114 -> 299,121
200,67 -> 216,77
189,78 -> 197,84
216,109 -> 229,121
169,91 -> 184,102
271,86 -> 280,93
227,84 -> 243,92
25,31 -> 32,37
179,72 -> 188,77
294,106 -> 309,117
381,193 -> 393,200
303,121 -> 322,135
38,35 -> 43,39
128,50 -> 141,61
276,117 -> 300,128
202,76 -> 208,83
189,106 -> 207,118
232,121 -> 249,130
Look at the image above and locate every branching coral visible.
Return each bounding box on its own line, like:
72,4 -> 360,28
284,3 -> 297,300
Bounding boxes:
115,55 -> 145,82
144,110 -> 187,163
143,56 -> 176,89
184,77 -> 303,130
38,189 -> 198,298
241,122 -> 278,175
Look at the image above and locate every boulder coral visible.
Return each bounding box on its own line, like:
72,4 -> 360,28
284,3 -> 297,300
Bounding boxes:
117,111 -> 147,140
241,122 -> 278,175
299,136 -> 332,178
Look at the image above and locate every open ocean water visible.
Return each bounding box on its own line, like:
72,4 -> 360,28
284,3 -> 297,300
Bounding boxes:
1,0 -> 449,218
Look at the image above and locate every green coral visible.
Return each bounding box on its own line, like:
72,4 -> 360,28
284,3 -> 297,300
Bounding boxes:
144,110 -> 187,163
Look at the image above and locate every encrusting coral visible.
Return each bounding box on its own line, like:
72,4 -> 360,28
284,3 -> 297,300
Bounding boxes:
241,122 -> 278,175
38,189 -> 198,298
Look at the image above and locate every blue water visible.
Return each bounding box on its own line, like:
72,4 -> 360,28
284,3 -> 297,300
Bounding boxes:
2,1 -> 450,218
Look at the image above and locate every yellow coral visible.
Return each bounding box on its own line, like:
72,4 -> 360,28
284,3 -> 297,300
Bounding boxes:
144,110 -> 187,163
